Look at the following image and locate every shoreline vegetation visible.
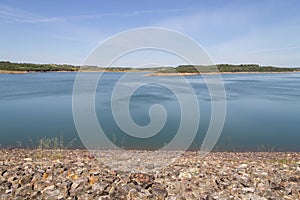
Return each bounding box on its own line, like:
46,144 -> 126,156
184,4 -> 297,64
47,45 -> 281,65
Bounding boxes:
1,61 -> 299,75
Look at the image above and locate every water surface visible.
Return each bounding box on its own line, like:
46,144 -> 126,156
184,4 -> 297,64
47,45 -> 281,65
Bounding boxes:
0,72 -> 300,151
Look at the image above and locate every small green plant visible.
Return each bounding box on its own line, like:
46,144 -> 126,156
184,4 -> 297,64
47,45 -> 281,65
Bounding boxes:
256,144 -> 276,152
34,136 -> 77,160
16,140 -> 23,148
37,136 -> 64,150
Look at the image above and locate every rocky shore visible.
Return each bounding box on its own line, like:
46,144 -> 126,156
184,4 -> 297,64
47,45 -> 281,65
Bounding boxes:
0,149 -> 299,199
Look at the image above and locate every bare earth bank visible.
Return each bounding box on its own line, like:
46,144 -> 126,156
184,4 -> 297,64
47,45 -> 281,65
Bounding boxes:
0,149 -> 299,199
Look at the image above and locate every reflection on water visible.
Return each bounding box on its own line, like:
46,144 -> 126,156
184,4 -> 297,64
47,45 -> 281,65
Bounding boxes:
0,72 -> 300,151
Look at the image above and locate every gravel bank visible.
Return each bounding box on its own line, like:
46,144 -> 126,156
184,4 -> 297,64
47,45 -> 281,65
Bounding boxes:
0,149 -> 299,199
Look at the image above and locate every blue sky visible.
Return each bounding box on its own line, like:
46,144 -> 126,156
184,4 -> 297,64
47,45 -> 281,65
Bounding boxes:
0,0 -> 299,67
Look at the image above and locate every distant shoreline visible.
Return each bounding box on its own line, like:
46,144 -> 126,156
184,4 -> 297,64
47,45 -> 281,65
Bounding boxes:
1,61 -> 299,75
1,70 -> 299,75
0,70 -> 150,74
0,70 -> 31,74
145,71 -> 299,76
0,70 -> 126,74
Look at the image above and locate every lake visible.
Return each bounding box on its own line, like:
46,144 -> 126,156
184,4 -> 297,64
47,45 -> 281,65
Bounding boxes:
0,72 -> 300,151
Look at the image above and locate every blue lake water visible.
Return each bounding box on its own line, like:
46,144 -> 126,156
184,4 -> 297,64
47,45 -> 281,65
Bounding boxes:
0,72 -> 300,151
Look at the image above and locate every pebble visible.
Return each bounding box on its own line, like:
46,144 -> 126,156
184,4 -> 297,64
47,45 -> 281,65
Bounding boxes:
238,164 -> 248,169
23,157 -> 32,162
179,172 -> 192,180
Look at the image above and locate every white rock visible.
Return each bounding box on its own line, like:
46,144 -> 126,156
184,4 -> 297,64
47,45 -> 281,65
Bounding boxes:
23,157 -> 32,161
179,172 -> 192,180
48,189 -> 60,197
260,172 -> 268,176
42,185 -> 55,193
242,187 -> 255,193
5,189 -> 12,194
238,164 -> 248,169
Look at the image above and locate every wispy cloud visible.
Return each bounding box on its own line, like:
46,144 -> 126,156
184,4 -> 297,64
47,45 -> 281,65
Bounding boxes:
207,27 -> 300,67
0,4 -> 38,23
248,46 -> 300,54
1,1 -> 299,66
63,8 -> 186,21
0,5 -> 185,24
153,6 -> 252,34
152,2 -> 300,67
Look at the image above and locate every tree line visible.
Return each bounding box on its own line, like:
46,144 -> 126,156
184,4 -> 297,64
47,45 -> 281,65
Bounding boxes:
175,64 -> 299,73
0,61 -> 299,73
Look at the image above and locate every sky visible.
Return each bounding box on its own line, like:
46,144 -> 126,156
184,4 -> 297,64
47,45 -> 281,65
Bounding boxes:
0,0 -> 300,67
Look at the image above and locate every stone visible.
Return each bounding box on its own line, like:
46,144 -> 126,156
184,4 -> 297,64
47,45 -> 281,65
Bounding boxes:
48,189 -> 61,197
179,172 -> 192,180
92,182 -> 107,194
150,187 -> 168,198
238,164 -> 248,169
14,184 -> 32,197
5,189 -> 12,194
129,173 -> 155,188
242,187 -> 255,193
98,195 -> 110,200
